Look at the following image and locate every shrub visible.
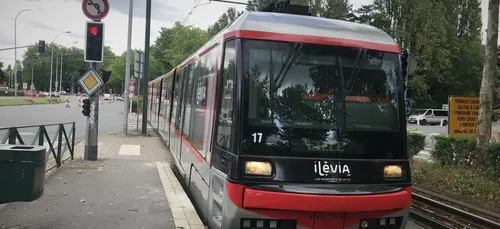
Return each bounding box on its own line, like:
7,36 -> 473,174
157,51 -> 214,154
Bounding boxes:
411,160 -> 500,213
485,142 -> 500,176
407,131 -> 426,158
131,97 -> 143,113
432,135 -> 475,165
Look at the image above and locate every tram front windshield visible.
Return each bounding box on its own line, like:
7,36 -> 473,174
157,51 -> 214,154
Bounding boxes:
241,39 -> 405,159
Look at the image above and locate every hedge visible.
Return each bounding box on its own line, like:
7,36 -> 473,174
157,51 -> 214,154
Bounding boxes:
0,89 -> 24,97
432,135 -> 500,176
407,131 -> 426,158
131,97 -> 143,113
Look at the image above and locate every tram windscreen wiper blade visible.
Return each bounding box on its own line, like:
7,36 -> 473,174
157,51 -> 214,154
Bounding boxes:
272,42 -> 303,91
345,48 -> 366,94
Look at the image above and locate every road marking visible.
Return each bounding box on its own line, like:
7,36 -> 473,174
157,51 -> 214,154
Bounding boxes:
118,144 -> 141,155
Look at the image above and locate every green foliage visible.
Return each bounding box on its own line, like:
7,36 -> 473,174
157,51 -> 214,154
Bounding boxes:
131,96 -> 143,112
432,135 -> 475,165
207,8 -> 243,37
0,89 -> 24,97
19,43 -> 87,92
407,131 -> 426,158
411,160 -> 500,213
484,143 -> 500,175
149,22 -> 210,79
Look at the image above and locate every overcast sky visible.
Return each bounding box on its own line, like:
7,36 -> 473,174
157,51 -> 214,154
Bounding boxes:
0,0 -> 490,69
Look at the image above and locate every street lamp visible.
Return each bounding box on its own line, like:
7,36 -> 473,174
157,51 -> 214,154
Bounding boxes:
49,31 -> 71,100
14,8 -> 31,99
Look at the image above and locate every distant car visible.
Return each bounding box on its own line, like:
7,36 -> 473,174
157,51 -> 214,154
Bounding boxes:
408,109 -> 448,126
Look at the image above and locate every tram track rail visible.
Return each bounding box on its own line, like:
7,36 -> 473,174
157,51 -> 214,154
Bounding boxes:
410,187 -> 500,229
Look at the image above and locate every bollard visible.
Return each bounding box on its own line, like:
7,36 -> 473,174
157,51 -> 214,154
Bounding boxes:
77,95 -> 82,107
0,145 -> 47,204
65,96 -> 71,108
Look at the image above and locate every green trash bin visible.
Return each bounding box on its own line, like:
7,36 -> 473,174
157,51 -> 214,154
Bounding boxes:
0,144 -> 47,204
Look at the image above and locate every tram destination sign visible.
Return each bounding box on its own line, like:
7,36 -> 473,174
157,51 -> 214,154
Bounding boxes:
448,96 -> 479,137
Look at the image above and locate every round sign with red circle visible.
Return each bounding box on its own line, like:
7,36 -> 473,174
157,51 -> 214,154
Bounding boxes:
82,0 -> 110,21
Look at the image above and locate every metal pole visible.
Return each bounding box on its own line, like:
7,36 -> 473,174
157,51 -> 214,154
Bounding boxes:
55,53 -> 59,93
123,0 -> 134,136
49,48 -> 54,101
14,9 -> 31,99
142,0 -> 152,135
85,62 -> 100,160
14,16 -> 17,98
31,63 -> 35,90
136,77 -> 140,130
60,53 -> 64,92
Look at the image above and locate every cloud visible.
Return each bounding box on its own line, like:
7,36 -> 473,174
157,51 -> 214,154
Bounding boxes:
65,0 -> 185,21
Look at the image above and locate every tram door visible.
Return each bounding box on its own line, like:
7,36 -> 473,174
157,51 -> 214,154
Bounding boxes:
207,39 -> 236,229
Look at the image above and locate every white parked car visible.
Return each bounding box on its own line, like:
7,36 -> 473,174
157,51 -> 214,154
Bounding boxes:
408,109 -> 448,126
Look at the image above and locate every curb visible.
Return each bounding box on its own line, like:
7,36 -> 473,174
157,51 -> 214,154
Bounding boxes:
156,162 -> 205,229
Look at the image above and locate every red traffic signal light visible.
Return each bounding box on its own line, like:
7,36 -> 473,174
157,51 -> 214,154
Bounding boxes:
90,26 -> 98,36
84,21 -> 104,63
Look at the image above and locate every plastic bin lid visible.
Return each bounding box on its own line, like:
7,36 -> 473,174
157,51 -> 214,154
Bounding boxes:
0,144 -> 46,162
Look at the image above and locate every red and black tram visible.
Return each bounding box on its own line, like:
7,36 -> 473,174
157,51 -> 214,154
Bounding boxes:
148,8 -> 412,229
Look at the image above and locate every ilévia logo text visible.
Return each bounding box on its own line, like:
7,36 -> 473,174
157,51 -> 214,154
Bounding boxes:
314,161 -> 351,181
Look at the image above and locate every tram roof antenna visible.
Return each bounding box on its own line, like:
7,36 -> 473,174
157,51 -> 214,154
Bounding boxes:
259,0 -> 311,16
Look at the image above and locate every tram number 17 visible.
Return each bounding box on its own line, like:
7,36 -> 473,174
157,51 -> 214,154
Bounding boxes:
252,133 -> 263,143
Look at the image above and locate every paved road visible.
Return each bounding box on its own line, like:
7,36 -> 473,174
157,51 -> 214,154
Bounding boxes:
0,96 -> 125,144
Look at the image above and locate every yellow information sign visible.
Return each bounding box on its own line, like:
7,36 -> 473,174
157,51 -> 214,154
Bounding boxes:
448,96 -> 479,137
78,68 -> 103,96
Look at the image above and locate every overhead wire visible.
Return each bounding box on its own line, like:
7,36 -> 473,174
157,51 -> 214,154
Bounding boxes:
181,0 -> 251,25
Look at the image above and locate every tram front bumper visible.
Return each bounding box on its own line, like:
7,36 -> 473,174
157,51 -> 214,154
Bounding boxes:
224,181 -> 411,229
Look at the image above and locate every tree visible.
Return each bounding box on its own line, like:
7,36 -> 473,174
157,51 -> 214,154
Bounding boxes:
0,61 -> 6,84
208,7 -> 243,37
21,42 -> 87,92
475,0 -> 499,166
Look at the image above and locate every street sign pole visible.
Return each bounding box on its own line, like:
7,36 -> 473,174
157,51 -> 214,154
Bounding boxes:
81,0 -> 109,160
142,0 -> 152,135
85,61 -> 100,160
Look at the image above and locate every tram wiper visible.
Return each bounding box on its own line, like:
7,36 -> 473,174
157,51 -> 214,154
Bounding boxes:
272,42 -> 303,91
345,48 -> 367,94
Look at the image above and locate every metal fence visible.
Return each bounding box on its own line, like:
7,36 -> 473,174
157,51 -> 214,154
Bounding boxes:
0,122 -> 76,171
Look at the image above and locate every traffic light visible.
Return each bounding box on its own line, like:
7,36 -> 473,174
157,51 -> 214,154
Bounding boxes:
84,21 -> 104,63
101,69 -> 112,84
38,40 -> 45,53
401,50 -> 409,79
82,98 -> 91,116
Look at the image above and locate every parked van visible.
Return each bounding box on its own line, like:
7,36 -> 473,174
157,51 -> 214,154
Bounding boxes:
408,109 -> 448,126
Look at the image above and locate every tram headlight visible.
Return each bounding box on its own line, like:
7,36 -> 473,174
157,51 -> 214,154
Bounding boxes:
245,161 -> 272,176
384,165 -> 403,179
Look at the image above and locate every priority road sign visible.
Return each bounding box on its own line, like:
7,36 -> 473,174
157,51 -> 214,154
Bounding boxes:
405,99 -> 411,114
82,0 -> 110,21
78,68 -> 104,96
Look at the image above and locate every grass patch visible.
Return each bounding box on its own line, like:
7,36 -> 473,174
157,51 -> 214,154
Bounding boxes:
411,160 -> 500,213
0,98 -> 64,106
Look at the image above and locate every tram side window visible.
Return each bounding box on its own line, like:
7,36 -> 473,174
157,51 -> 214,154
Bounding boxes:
215,40 -> 236,150
189,52 -> 211,153
172,69 -> 184,128
182,64 -> 196,138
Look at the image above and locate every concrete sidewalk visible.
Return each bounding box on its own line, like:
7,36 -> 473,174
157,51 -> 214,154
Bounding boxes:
0,129 -> 204,229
